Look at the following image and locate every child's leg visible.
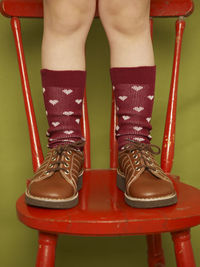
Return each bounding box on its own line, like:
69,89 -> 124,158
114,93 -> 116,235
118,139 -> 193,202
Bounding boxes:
99,0 -> 155,147
98,0 -> 177,208
42,0 -> 96,148
98,0 -> 154,68
42,0 -> 96,70
25,0 -> 96,209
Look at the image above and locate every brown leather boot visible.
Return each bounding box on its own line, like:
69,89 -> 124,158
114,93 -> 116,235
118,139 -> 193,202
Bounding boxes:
25,142 -> 84,209
117,140 -> 177,208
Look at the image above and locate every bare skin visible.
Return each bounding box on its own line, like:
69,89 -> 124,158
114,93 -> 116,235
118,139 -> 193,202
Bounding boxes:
42,0 -> 96,70
98,0 -> 155,67
42,0 -> 154,70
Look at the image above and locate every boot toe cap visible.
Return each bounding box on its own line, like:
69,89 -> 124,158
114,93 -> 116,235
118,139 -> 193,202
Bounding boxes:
29,173 -> 75,199
128,170 -> 176,199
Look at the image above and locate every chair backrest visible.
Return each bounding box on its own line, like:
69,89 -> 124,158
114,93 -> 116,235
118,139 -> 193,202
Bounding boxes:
1,0 -> 193,18
0,0 -> 194,174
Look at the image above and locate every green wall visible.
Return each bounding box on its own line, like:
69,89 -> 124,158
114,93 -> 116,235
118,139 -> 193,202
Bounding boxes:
1,1 -> 200,266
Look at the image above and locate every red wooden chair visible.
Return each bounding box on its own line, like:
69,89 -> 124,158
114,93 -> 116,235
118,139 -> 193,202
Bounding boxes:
1,1 -> 199,267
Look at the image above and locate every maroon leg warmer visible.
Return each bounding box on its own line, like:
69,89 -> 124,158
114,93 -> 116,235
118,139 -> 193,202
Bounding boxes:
110,66 -> 156,149
41,69 -> 86,148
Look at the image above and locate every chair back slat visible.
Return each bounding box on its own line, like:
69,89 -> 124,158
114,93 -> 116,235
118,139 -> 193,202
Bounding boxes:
1,0 -> 194,18
82,90 -> 91,169
110,92 -> 118,168
11,17 -> 44,172
161,19 -> 186,173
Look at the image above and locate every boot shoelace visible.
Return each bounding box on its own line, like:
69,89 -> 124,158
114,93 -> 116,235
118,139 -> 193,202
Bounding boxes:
46,141 -> 84,174
119,139 -> 161,172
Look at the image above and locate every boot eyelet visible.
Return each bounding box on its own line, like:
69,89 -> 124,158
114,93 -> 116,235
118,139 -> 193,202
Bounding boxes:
64,170 -> 69,174
133,154 -> 138,159
135,167 -> 141,171
65,156 -> 70,161
67,151 -> 72,155
135,160 -> 139,165
64,163 -> 69,167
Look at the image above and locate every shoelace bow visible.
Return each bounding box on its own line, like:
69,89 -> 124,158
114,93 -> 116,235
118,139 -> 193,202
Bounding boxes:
119,139 -> 161,172
46,141 -> 85,174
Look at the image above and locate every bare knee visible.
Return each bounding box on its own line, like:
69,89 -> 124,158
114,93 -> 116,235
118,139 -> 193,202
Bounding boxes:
44,0 -> 95,36
99,0 -> 150,36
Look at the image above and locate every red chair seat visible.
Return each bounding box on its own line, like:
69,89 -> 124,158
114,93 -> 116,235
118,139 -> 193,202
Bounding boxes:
1,0 -> 193,18
16,170 -> 200,236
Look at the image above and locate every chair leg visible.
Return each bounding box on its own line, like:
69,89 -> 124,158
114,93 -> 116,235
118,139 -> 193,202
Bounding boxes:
171,228 -> 196,267
36,231 -> 58,267
146,234 -> 165,267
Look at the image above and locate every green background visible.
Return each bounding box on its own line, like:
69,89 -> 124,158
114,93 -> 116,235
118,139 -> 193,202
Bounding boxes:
1,1 -> 200,266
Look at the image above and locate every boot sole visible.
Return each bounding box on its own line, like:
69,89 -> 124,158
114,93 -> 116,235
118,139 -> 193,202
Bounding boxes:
117,172 -> 177,208
25,173 -> 83,209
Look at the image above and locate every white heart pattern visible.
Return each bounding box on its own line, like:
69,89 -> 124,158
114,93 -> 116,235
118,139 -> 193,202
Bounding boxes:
63,111 -> 74,116
119,96 -> 127,101
146,117 -> 151,122
116,125 -> 120,131
75,119 -> 80,124
75,99 -> 82,104
122,115 -> 130,120
49,99 -> 59,106
52,122 -> 60,127
133,126 -> 143,131
131,85 -> 143,91
148,135 -> 152,139
147,95 -> 154,100
62,89 -> 73,95
64,130 -> 74,135
43,87 -> 45,93
134,137 -> 145,142
133,106 -> 144,112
